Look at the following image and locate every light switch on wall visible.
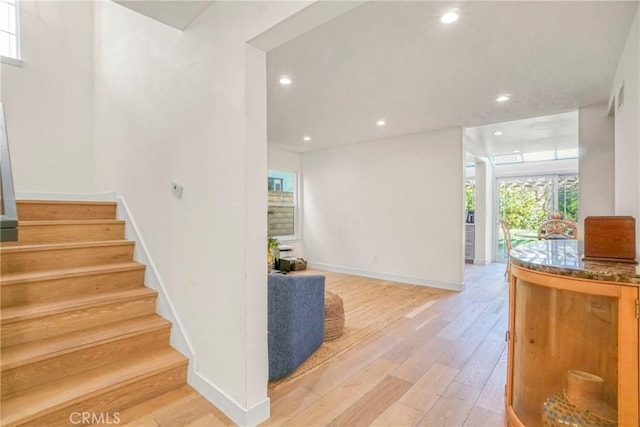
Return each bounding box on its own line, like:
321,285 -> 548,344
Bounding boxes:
171,181 -> 183,198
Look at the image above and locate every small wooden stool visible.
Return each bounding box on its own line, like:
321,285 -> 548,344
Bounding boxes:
324,291 -> 345,341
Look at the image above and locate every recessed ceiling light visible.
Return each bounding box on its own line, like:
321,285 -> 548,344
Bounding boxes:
441,10 -> 459,24
303,136 -> 311,142
494,131 -> 504,136
496,94 -> 511,102
376,119 -> 386,126
279,76 -> 292,85
513,150 -> 520,153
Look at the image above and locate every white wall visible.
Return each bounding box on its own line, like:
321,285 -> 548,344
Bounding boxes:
268,146 -> 302,172
93,1 -> 309,424
1,1 -> 96,193
303,128 -> 465,291
267,146 -> 305,258
578,103 -> 615,232
610,7 -> 640,259
473,160 -> 494,264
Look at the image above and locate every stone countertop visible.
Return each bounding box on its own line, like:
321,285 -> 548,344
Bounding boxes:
510,240 -> 640,286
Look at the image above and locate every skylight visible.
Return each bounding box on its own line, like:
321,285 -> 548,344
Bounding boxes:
493,153 -> 523,165
556,148 -> 579,159
522,151 -> 555,162
491,147 -> 579,165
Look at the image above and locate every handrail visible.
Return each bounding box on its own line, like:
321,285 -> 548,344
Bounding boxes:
0,102 -> 18,242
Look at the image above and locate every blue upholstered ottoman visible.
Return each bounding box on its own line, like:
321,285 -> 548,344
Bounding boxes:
268,274 -> 325,381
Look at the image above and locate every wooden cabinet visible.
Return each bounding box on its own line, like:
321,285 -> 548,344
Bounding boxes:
506,263 -> 639,427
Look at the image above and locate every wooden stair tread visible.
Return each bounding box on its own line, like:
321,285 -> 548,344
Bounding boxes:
16,200 -> 118,221
0,262 -> 145,285
115,384 -> 199,421
17,200 -> 117,206
1,315 -> 170,370
1,348 -> 187,426
1,219 -> 126,246
1,199 -> 191,425
17,219 -> 125,226
0,240 -> 134,254
1,287 -> 157,324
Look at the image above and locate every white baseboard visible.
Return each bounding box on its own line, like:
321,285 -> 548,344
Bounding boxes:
189,371 -> 270,426
473,258 -> 492,265
308,262 -> 463,292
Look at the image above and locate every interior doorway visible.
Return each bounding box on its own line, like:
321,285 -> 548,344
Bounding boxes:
496,174 -> 579,261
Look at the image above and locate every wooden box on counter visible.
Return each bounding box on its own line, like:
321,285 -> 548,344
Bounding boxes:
584,216 -> 637,263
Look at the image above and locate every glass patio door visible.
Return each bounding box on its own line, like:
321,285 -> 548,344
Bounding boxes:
496,174 -> 578,261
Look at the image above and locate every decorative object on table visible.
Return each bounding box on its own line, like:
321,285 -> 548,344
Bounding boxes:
291,258 -> 307,271
278,245 -> 293,259
466,209 -> 475,224
267,235 -> 279,268
276,257 -> 307,272
538,219 -> 578,240
584,216 -> 637,264
323,291 -> 345,341
542,370 -> 617,427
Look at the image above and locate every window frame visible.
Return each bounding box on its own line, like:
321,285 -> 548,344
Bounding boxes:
267,168 -> 300,241
0,0 -> 22,67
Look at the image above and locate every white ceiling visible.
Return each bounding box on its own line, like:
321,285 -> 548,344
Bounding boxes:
464,111 -> 578,159
114,1 -> 214,31
267,1 -> 638,153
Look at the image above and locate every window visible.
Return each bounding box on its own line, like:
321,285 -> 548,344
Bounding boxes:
0,0 -> 19,63
268,177 -> 283,192
557,175 -> 579,221
268,170 -> 297,238
465,179 -> 475,213
496,174 -> 579,261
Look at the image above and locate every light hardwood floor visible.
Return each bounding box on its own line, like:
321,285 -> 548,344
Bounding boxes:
122,263 -> 508,427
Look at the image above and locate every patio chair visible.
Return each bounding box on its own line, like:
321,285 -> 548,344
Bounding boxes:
537,219 -> 578,240
500,220 -> 512,277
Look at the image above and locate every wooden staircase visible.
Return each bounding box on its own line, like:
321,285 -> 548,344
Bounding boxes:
1,200 -> 189,426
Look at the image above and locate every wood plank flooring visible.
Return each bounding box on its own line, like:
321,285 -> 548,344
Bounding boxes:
122,263 -> 508,426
